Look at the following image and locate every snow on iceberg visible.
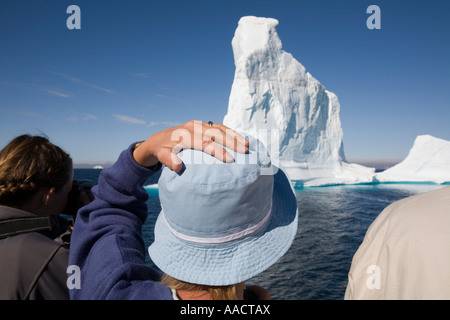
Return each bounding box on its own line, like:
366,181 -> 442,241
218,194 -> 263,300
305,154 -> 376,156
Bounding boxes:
375,135 -> 450,184
223,16 -> 375,186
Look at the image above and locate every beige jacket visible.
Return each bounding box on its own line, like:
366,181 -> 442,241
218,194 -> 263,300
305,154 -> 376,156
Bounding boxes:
345,186 -> 450,299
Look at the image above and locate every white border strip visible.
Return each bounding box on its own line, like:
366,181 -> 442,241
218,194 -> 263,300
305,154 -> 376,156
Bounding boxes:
162,201 -> 272,244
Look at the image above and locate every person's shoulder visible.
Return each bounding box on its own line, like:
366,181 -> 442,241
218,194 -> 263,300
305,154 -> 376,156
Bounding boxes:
361,186 -> 450,243
387,185 -> 450,215
8,231 -> 68,255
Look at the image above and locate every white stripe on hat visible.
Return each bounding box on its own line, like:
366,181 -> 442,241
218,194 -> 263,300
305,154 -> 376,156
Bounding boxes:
162,201 -> 273,244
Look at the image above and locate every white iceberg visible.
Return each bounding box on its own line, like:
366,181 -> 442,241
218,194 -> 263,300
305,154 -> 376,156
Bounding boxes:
375,135 -> 450,184
223,16 -> 375,186
141,16 -> 449,191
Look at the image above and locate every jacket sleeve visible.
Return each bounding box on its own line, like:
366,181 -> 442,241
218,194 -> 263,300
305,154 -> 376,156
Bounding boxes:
68,144 -> 172,300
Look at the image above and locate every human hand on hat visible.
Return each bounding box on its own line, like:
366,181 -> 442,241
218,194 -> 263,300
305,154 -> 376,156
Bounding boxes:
133,120 -> 249,172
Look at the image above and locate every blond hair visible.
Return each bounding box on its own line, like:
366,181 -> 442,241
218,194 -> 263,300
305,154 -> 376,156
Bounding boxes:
160,274 -> 238,300
0,135 -> 72,207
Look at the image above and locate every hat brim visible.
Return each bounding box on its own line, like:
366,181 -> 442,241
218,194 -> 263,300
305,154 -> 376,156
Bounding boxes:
148,166 -> 298,286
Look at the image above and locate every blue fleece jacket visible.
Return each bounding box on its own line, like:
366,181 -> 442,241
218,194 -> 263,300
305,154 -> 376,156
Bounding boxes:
68,145 -> 172,299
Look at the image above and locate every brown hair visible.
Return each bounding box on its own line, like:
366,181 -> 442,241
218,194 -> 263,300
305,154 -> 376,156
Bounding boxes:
160,274 -> 238,300
0,135 -> 73,207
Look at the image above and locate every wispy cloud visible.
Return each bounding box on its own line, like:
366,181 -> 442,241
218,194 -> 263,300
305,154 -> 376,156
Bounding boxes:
31,83 -> 73,98
0,81 -> 23,87
2,81 -> 73,99
113,114 -> 146,125
147,120 -> 182,128
66,116 -> 78,122
50,71 -> 116,94
112,114 -> 181,127
91,84 -> 115,94
83,113 -> 97,121
20,111 -> 43,117
45,89 -> 72,98
66,113 -> 98,122
0,106 -> 43,118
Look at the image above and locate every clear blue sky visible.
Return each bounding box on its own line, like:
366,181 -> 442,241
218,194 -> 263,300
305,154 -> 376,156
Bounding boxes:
1,0 -> 449,164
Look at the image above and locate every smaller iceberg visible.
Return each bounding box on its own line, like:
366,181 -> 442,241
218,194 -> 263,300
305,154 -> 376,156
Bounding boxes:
375,135 -> 450,184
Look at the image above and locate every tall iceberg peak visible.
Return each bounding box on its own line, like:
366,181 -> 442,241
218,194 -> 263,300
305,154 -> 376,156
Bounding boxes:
224,16 -> 374,185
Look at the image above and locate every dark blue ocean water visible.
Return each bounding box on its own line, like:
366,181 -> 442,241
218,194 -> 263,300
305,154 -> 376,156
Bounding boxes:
74,169 -> 444,300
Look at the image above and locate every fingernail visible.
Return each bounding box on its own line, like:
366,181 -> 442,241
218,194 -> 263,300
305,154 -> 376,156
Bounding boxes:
225,152 -> 235,163
237,144 -> 248,154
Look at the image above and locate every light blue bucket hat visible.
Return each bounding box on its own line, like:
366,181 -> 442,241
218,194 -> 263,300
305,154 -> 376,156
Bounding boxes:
148,133 -> 298,286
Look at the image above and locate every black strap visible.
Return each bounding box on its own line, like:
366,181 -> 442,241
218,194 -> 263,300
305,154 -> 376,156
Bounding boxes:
23,243 -> 63,300
0,217 -> 52,239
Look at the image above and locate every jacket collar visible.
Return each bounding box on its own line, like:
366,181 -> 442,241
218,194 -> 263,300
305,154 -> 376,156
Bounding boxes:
0,205 -> 40,220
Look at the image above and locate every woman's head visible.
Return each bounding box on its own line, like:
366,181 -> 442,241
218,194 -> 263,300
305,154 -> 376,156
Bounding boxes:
0,135 -> 73,214
160,274 -> 241,300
